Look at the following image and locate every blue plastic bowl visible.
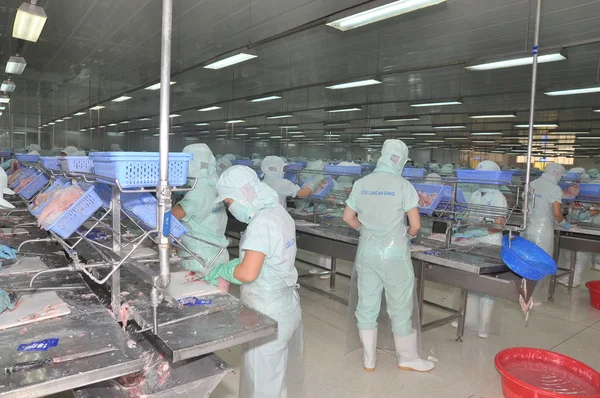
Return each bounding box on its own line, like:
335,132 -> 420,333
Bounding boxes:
501,235 -> 557,281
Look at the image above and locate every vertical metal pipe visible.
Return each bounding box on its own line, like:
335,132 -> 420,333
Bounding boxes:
521,0 -> 542,231
111,185 -> 121,316
156,0 -> 173,289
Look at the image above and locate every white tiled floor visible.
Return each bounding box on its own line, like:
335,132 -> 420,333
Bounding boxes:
211,264 -> 600,398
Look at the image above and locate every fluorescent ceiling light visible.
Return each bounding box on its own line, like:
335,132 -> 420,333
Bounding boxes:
266,113 -> 293,119
383,116 -> 420,122
112,95 -> 132,103
445,137 -> 468,140
548,131 -> 589,135
5,56 -> 26,75
153,133 -> 175,136
324,121 -> 351,127
198,106 -> 221,112
48,122 -> 55,125
0,106 -> 5,110
355,137 -> 373,141
472,140 -> 495,144
172,125 -> 182,129
195,122 -> 210,126
410,100 -> 462,107
0,95 -> 10,104
63,116 -> 72,120
13,2 -> 47,42
169,114 -> 180,118
466,48 -> 567,71
286,131 -> 304,134
433,124 -> 466,129
326,79 -> 381,90
247,94 -> 282,103
471,131 -> 503,135
257,132 -> 270,135
226,119 -> 245,124
141,128 -> 149,131
1,79 -> 16,93
411,132 -> 436,136
74,111 -> 86,116
468,113 -> 516,119
90,105 -> 105,111
244,126 -> 259,130
55,119 -> 64,123
545,84 -> 600,96
204,51 -> 257,70
371,127 -> 397,131
514,123 -> 558,128
79,128 -> 86,132
108,123 -> 118,127
363,133 -> 383,137
325,106 -> 362,113
425,140 -> 445,143
327,0 -> 447,31
271,136 -> 282,139
236,133 -> 248,136
119,121 -> 130,124
138,117 -> 152,121
594,109 -> 600,113
577,137 -> 600,140
278,124 -> 298,128
324,134 -> 341,137
145,81 -> 176,91
291,135 -> 306,138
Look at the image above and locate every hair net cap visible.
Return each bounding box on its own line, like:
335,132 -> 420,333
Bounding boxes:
476,160 -> 500,171
382,139 -> 411,161
110,143 -> 121,151
587,168 -> 599,178
222,154 -> 236,161
439,164 -> 455,175
425,173 -> 442,182
261,156 -> 286,178
62,146 -> 78,156
544,163 -> 565,183
568,167 -> 585,174
215,157 -> 232,177
183,143 -> 216,180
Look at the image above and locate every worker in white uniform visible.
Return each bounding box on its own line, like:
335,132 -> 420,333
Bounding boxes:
342,139 -> 434,373
452,160 -> 507,338
587,169 -> 600,271
260,156 -> 317,207
521,163 -> 570,304
0,168 -> 15,210
215,157 -> 232,177
61,146 -> 79,156
206,166 -> 304,398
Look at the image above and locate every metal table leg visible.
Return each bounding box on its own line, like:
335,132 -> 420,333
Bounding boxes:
455,289 -> 467,343
111,185 -> 122,316
568,250 -> 576,291
548,230 -> 561,300
417,260 -> 426,319
330,257 -> 337,291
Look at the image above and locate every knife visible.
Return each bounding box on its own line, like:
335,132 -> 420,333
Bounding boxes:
5,347 -> 117,374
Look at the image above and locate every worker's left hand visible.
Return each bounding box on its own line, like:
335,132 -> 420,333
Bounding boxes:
0,289 -> 14,313
0,245 -> 17,260
203,258 -> 242,286
558,220 -> 572,230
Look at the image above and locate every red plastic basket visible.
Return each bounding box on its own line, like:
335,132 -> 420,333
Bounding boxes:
586,281 -> 600,310
495,348 -> 600,398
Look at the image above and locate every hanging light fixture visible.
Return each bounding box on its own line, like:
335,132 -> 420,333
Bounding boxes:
13,1 -> 48,42
1,79 -> 16,93
5,56 -> 26,75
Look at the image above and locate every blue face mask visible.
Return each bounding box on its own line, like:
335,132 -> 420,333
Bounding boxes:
228,201 -> 253,223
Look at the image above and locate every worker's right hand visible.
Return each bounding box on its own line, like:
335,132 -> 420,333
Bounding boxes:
558,220 -> 572,230
203,258 -> 242,286
0,245 -> 17,260
0,289 -> 14,313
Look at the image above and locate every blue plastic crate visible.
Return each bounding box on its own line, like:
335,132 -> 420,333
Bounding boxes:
402,168 -> 426,180
15,154 -> 40,163
9,168 -> 36,189
437,186 -> 468,213
361,164 -> 376,173
456,169 -> 512,185
578,183 -> 600,199
0,150 -> 12,158
561,172 -> 583,181
285,163 -> 303,171
559,182 -> 579,203
120,192 -> 187,238
40,156 -> 61,170
45,184 -> 103,239
18,173 -> 49,200
60,156 -> 93,173
231,159 -> 253,167
28,178 -> 71,216
307,176 -> 334,199
93,183 -> 113,208
298,161 -> 308,168
412,183 -> 445,215
284,171 -> 299,184
324,165 -> 362,175
89,152 -> 192,188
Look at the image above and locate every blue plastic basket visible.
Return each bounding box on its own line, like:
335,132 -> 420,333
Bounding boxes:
28,178 -> 71,216
120,192 -> 187,238
561,172 -> 583,181
9,168 -> 36,189
437,186 -> 468,212
298,161 -> 308,168
60,156 -> 94,173
231,159 -> 253,167
324,165 -> 362,175
559,182 -> 579,203
456,169 -> 512,185
284,171 -> 299,184
285,163 -> 303,171
89,152 -> 192,188
94,183 -> 113,208
45,184 -> 103,239
412,183 -> 445,215
308,176 -> 334,199
501,235 -> 557,281
0,150 -> 12,158
577,183 -> 600,199
15,154 -> 40,163
402,168 -> 426,180
40,156 -> 62,170
18,173 -> 49,200
361,164 -> 376,173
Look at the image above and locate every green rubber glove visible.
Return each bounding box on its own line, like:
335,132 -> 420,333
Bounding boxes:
0,159 -> 13,171
203,258 -> 242,286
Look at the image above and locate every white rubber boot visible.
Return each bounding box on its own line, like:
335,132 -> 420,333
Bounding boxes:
358,329 -> 377,371
394,332 -> 435,372
477,296 -> 494,339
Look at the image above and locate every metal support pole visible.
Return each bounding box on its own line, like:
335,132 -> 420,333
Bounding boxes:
329,257 -> 337,291
156,0 -> 173,290
111,185 -> 121,316
521,0 -> 542,231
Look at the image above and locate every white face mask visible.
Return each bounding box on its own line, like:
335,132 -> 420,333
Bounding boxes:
228,201 -> 253,223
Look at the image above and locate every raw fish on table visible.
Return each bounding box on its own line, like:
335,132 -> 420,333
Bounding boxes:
418,191 -> 438,207
37,185 -> 86,228
562,183 -> 580,199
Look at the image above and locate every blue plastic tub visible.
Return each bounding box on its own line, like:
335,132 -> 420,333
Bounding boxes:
577,183 -> 600,200
561,172 -> 583,181
18,173 -> 49,200
15,154 -> 39,163
501,235 -> 557,281
437,186 -> 468,213
60,156 -> 93,173
45,184 -> 103,239
412,183 -> 445,215
231,159 -> 253,167
40,156 -> 62,170
28,178 -> 71,216
402,168 -> 426,180
456,169 -> 512,185
120,192 -> 187,238
559,182 -> 579,203
308,176 -> 334,200
9,168 -> 36,189
89,152 -> 192,188
324,165 -> 362,175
